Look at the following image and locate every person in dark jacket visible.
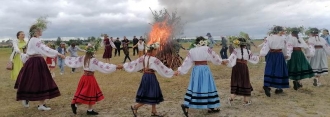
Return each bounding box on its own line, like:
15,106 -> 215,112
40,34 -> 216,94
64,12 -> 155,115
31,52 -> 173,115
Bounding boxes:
132,36 -> 139,56
114,37 -> 122,56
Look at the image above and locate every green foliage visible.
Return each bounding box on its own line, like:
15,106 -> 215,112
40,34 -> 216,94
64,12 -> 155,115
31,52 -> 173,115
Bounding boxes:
285,26 -> 304,35
93,38 -> 102,52
56,37 -> 61,46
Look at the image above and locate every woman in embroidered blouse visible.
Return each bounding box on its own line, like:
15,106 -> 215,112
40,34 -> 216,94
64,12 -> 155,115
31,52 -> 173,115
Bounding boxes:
10,31 -> 26,80
259,26 -> 290,97
306,28 -> 330,86
65,46 -> 122,115
123,42 -> 174,117
286,29 -> 314,90
175,36 -> 224,117
15,24 -> 66,111
67,43 -> 86,73
224,38 -> 259,106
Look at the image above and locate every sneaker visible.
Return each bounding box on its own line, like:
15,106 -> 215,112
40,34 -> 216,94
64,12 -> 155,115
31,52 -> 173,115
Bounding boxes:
227,97 -> 233,106
243,101 -> 252,106
22,100 -> 29,108
87,110 -> 99,115
71,104 -> 77,114
38,105 -> 51,111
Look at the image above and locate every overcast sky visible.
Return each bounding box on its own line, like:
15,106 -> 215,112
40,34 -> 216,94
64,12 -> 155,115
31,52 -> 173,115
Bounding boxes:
0,0 -> 329,40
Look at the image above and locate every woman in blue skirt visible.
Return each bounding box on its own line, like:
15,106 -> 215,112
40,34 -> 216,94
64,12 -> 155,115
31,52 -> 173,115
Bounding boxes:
175,36 -> 224,117
123,42 -> 174,117
259,26 -> 290,97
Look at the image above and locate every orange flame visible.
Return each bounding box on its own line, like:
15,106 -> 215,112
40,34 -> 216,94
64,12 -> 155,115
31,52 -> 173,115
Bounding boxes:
148,20 -> 172,49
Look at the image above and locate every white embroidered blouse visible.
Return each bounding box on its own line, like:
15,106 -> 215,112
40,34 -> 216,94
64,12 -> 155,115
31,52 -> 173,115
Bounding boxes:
123,55 -> 174,78
177,46 -> 223,75
20,37 -> 59,63
64,56 -> 117,73
259,35 -> 290,58
307,36 -> 330,56
225,48 -> 259,67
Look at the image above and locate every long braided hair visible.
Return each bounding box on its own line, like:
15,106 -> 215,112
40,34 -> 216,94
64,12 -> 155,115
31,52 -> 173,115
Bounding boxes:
237,38 -> 250,60
291,30 -> 301,43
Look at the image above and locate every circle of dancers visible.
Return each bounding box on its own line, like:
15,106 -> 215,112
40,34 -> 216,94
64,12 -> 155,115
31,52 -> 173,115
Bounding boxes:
9,22 -> 330,117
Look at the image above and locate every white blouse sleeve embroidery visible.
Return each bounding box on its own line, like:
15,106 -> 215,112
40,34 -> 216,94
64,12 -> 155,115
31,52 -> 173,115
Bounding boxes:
260,40 -> 270,56
207,47 -> 223,65
178,51 -> 194,75
306,38 -> 315,57
110,41 -> 117,49
35,40 -> 58,57
286,38 -> 294,60
91,58 -> 117,73
123,56 -> 144,72
65,56 -> 84,68
149,58 -> 174,78
20,53 -> 29,63
248,50 -> 259,64
226,49 -> 238,67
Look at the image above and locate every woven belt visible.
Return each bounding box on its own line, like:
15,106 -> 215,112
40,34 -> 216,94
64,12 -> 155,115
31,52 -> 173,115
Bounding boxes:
84,71 -> 94,76
293,47 -> 302,51
194,61 -> 207,65
270,49 -> 282,52
28,54 -> 42,57
315,45 -> 323,49
144,69 -> 155,74
236,59 -> 247,64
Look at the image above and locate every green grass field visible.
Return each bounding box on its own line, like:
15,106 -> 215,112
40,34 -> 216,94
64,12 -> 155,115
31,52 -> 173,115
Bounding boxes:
0,41 -> 329,117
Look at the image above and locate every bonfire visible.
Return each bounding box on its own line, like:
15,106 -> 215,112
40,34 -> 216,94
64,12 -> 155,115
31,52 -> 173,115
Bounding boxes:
147,8 -> 184,70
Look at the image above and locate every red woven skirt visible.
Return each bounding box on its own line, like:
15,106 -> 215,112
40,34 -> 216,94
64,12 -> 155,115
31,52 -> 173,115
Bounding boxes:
15,56 -> 61,101
71,73 -> 104,105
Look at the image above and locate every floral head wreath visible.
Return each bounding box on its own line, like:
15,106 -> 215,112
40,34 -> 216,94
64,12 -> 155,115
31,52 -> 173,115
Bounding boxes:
193,36 -> 208,47
145,42 -> 160,50
29,16 -> 50,38
233,37 -> 247,47
86,46 -> 95,54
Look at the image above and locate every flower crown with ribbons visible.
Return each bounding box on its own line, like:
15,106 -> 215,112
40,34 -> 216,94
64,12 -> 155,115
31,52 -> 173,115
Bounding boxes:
86,46 -> 95,54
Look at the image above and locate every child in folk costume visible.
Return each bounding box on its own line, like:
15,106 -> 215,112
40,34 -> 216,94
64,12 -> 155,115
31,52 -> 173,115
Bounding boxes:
46,42 -> 57,78
286,29 -> 314,90
224,38 -> 259,106
15,21 -> 65,110
175,36 -> 224,117
123,42 -> 174,117
259,26 -> 290,97
65,46 -> 123,115
306,28 -> 330,86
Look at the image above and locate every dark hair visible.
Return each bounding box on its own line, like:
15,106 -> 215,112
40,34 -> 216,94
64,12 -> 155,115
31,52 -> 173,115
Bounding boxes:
324,29 -> 329,34
71,43 -> 76,47
272,26 -> 284,34
195,36 -> 206,45
238,38 -> 250,60
16,31 -> 23,39
291,31 -> 300,43
29,25 -> 39,38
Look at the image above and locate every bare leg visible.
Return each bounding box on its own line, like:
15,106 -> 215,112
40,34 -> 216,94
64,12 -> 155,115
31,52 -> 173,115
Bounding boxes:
151,104 -> 157,113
